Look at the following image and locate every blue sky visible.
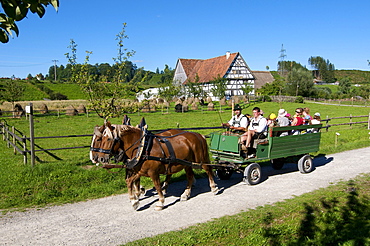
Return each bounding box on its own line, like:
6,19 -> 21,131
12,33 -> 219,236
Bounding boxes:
1,0 -> 369,78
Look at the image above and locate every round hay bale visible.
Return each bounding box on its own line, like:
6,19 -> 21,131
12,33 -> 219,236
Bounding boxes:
77,105 -> 86,114
65,105 -> 78,116
39,104 -> 49,114
207,102 -> 215,111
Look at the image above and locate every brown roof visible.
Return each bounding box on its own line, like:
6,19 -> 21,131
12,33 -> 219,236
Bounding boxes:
252,71 -> 274,89
179,52 -> 239,84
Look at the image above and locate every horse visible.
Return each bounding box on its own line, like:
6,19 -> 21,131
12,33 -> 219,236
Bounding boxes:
89,116 -> 175,197
96,121 -> 219,211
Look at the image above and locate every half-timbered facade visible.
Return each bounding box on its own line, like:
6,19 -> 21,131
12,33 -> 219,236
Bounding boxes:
173,52 -> 256,99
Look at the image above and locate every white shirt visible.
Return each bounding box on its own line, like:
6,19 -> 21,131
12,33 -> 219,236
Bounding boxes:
248,115 -> 267,133
228,114 -> 249,129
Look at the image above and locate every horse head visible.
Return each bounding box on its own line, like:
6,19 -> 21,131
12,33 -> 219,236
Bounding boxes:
90,124 -> 105,164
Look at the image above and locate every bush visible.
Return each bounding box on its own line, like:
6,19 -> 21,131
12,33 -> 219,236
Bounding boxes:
295,96 -> 304,103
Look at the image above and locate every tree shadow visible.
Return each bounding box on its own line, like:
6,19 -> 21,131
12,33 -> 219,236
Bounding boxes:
261,180 -> 370,245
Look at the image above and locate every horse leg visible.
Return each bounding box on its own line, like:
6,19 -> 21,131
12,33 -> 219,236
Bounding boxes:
181,167 -> 195,201
126,173 -> 141,210
161,174 -> 172,195
127,170 -> 145,198
151,173 -> 165,211
202,165 -> 219,195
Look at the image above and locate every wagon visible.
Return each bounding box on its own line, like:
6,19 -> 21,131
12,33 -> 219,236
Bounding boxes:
210,124 -> 322,185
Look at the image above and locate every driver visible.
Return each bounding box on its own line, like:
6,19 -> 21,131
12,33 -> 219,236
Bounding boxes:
222,104 -> 249,134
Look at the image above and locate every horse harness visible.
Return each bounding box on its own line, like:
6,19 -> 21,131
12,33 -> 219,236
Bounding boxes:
93,128 -> 194,173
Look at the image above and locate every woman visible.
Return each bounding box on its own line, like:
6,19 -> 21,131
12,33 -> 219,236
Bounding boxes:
292,108 -> 304,126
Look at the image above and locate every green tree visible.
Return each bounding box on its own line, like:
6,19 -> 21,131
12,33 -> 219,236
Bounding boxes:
257,72 -> 286,96
0,0 -> 59,43
285,68 -> 314,97
277,61 -> 307,75
66,24 -> 138,119
338,77 -> 351,94
308,56 -> 336,83
0,80 -> 25,107
210,75 -> 227,100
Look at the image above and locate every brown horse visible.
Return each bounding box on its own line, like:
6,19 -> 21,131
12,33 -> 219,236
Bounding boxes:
90,118 -> 176,197
96,121 -> 219,211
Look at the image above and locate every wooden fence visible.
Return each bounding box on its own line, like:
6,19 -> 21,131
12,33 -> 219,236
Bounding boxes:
1,113 -> 369,165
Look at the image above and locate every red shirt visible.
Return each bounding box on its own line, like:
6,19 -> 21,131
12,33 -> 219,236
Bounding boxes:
294,116 -> 304,126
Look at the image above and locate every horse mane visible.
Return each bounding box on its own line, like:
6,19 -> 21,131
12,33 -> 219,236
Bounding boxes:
114,124 -> 141,137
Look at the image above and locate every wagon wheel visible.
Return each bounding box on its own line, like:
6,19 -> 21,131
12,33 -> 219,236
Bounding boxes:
216,166 -> 234,180
271,158 -> 285,170
297,154 -> 313,173
243,163 -> 261,185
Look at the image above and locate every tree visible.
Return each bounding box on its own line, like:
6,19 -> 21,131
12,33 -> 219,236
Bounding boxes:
308,56 -> 336,83
0,80 -> 25,107
338,77 -> 351,94
0,0 -> 59,43
66,24 -> 138,119
210,75 -> 227,100
257,72 -> 286,96
285,68 -> 314,97
277,61 -> 307,76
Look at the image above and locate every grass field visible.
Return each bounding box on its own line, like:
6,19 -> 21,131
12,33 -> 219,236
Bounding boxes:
1,101 -> 370,244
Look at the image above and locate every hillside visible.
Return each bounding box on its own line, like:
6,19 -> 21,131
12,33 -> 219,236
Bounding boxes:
334,69 -> 370,84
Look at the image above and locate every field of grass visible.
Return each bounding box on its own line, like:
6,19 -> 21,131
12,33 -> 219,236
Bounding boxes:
1,101 -> 370,244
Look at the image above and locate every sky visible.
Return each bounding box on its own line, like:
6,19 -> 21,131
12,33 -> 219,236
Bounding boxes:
1,0 -> 369,79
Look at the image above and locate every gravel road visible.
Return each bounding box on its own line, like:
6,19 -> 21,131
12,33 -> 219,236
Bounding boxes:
1,147 -> 369,246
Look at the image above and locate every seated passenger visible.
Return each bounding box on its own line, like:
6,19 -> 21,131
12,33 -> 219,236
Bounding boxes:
276,109 -> 290,136
303,107 -> 312,125
240,107 -> 268,158
291,108 -> 304,135
310,112 -> 321,133
222,104 -> 249,134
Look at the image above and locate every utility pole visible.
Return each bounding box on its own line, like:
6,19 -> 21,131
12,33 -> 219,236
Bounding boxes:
52,60 -> 58,81
279,44 -> 286,76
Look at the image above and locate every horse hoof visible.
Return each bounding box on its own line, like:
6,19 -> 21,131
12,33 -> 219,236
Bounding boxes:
155,205 -> 163,211
140,187 -> 146,195
180,195 -> 189,201
212,187 -> 220,195
131,200 -> 140,210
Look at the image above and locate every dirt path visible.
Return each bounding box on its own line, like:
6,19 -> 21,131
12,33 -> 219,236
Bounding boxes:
1,147 -> 369,245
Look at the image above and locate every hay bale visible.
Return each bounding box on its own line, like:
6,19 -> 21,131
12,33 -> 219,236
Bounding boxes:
13,103 -> 25,118
219,97 -> 226,106
77,105 -> 86,114
206,97 -> 212,103
191,102 -> 198,110
39,104 -> 49,114
182,103 -> 188,112
207,102 -> 215,111
157,98 -> 164,104
65,105 -> 78,116
175,103 -> 182,112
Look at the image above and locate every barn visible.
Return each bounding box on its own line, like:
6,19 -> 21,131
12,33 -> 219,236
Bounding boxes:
173,52 -> 274,99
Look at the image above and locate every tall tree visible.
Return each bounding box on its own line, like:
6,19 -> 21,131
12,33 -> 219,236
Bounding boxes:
0,0 -> 59,43
308,56 -> 336,83
338,77 -> 351,94
0,80 -> 25,107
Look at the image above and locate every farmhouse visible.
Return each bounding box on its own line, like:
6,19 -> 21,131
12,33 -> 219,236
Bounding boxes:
173,52 -> 274,99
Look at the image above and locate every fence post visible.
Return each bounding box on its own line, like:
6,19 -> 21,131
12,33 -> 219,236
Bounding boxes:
23,135 -> 27,164
350,114 -> 352,129
368,113 -> 370,130
27,103 -> 35,167
12,126 -> 16,154
326,115 -> 329,132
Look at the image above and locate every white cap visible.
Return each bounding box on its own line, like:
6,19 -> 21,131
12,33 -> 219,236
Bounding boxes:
314,112 -> 320,116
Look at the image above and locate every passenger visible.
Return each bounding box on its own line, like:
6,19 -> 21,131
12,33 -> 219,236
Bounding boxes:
267,113 -> 277,127
276,109 -> 290,136
303,107 -> 312,125
240,107 -> 268,158
291,108 -> 304,135
310,112 -> 321,133
221,104 -> 249,134
292,108 -> 304,126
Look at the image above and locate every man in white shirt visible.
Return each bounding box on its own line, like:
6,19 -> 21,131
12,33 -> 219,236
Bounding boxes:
222,104 -> 249,134
240,107 -> 267,157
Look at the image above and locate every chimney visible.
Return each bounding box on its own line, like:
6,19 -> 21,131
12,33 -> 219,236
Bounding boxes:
226,51 -> 230,59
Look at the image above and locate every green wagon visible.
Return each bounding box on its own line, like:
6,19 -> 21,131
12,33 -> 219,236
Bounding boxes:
209,124 -> 322,185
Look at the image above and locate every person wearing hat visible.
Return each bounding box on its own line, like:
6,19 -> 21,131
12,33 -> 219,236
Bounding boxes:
222,104 -> 249,134
276,109 -> 290,136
